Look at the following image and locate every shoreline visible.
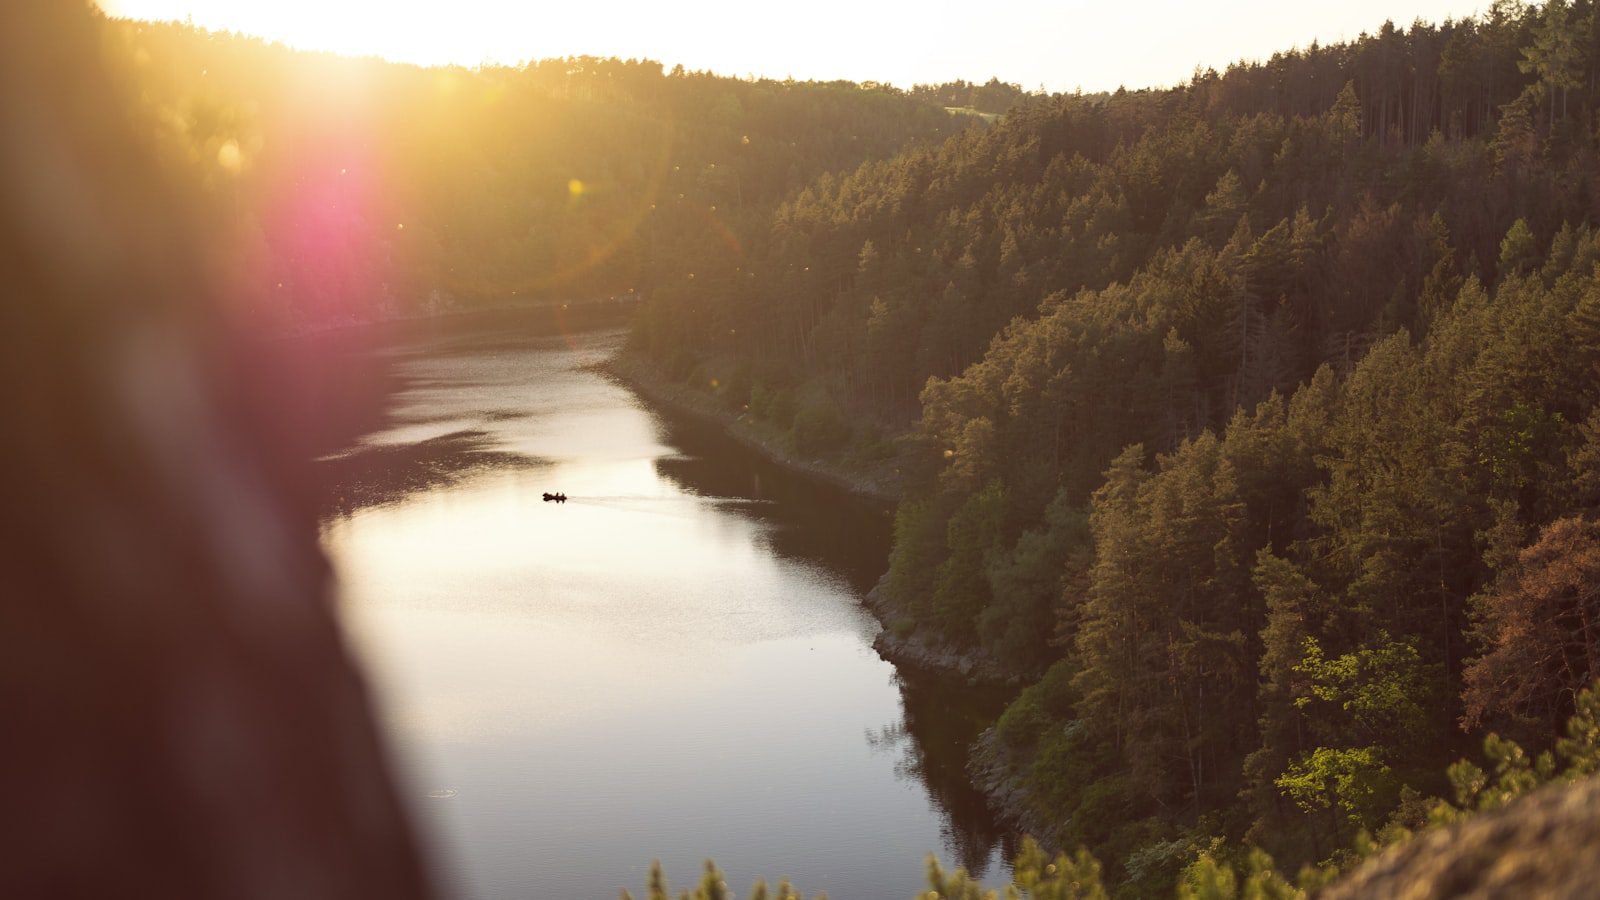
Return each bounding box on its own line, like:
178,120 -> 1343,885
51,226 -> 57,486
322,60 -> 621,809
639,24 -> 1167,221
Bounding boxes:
603,345 -> 1047,843
593,352 -> 900,512
863,574 -> 1031,688
273,296 -> 644,345
967,727 -> 1064,847
598,349 -> 1026,690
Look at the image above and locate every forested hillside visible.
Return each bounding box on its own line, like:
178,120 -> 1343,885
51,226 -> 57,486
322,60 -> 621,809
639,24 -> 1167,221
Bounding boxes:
103,2 -> 1600,894
102,16 -> 973,329
628,0 -> 1600,891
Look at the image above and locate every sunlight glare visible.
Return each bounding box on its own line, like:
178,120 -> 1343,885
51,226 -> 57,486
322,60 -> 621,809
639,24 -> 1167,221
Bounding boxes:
96,0 -> 1489,93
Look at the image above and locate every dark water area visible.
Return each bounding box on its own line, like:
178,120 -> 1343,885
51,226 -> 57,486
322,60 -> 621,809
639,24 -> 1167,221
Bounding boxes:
316,319 -> 1015,898
646,413 -> 892,597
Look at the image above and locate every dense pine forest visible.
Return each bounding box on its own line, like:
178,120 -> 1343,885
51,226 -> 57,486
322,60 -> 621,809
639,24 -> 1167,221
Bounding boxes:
107,1 -> 1600,896
625,0 -> 1600,893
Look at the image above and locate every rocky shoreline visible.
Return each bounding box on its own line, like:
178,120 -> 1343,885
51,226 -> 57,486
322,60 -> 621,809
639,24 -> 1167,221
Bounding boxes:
967,727 -> 1062,847
861,575 -> 1028,688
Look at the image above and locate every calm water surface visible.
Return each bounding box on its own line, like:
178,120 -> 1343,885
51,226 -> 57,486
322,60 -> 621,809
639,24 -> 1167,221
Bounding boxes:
319,322 -> 1012,898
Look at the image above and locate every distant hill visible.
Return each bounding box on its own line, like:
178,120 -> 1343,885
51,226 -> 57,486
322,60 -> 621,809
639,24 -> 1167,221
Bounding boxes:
104,15 -> 978,329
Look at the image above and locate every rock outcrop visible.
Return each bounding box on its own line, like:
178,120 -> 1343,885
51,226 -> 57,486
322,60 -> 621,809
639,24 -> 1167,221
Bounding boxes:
1324,776 -> 1600,899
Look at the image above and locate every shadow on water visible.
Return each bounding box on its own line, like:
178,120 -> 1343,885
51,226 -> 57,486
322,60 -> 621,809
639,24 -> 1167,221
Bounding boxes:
291,300 -> 637,460
872,666 -> 1021,877
648,415 -> 892,595
305,305 -> 629,519
316,430 -> 547,519
641,399 -> 1019,877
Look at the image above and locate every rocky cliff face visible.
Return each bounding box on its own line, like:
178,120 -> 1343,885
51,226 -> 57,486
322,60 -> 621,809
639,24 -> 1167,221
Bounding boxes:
1325,776 -> 1600,899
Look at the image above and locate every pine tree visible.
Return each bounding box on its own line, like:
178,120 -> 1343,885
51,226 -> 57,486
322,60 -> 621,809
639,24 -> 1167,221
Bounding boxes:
1519,0 -> 1585,127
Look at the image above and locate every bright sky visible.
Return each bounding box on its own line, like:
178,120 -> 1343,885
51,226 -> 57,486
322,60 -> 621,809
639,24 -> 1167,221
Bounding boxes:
97,0 -> 1491,93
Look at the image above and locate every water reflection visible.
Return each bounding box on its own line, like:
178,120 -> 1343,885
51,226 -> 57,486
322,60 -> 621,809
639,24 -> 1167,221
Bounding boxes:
648,415 -> 892,595
318,321 -> 1012,897
319,429 -> 547,519
873,669 -> 1019,877
647,409 -> 1013,880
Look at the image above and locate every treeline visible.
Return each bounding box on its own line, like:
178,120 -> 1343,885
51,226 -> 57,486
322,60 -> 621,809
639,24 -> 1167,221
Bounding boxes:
907,77 -> 1038,114
626,0 -> 1600,891
102,15 -> 976,329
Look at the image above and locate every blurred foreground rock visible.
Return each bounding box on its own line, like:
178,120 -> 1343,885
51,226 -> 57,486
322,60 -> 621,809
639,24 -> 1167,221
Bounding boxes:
0,3 -> 429,898
1324,776 -> 1600,899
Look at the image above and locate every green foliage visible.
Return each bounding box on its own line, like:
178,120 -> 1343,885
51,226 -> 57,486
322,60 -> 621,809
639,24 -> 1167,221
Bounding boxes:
791,398 -> 850,457
849,28 -> 1600,887
922,836 -> 1108,900
1292,635 -> 1436,752
1011,838 -> 1109,900
979,492 -> 1088,668
1274,747 -> 1393,835
1519,0 -> 1585,127
1475,401 -> 1566,494
622,861 -> 810,900
885,498 -> 948,618
995,659 -> 1078,749
1236,849 -> 1302,900
931,482 -> 1006,635
1555,680 -> 1600,776
1499,218 -> 1540,279
750,383 -> 798,430
1444,680 -> 1600,819
1177,854 -> 1236,900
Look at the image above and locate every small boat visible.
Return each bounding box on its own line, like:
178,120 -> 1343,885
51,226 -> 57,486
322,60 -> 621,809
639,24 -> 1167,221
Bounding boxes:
542,492 -> 568,503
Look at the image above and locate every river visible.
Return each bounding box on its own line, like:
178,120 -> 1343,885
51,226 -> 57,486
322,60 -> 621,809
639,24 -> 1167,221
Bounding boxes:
317,317 -> 1014,898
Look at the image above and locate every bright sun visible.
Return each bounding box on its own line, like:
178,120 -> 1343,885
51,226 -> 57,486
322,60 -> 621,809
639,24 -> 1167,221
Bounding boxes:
96,0 -> 491,66
95,0 -> 1494,94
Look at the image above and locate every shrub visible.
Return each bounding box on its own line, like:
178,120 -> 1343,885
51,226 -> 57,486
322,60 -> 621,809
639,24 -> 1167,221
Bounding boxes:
791,400 -> 849,456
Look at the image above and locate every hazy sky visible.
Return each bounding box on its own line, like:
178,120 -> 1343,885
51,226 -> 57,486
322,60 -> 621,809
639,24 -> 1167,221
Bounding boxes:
98,0 -> 1491,93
